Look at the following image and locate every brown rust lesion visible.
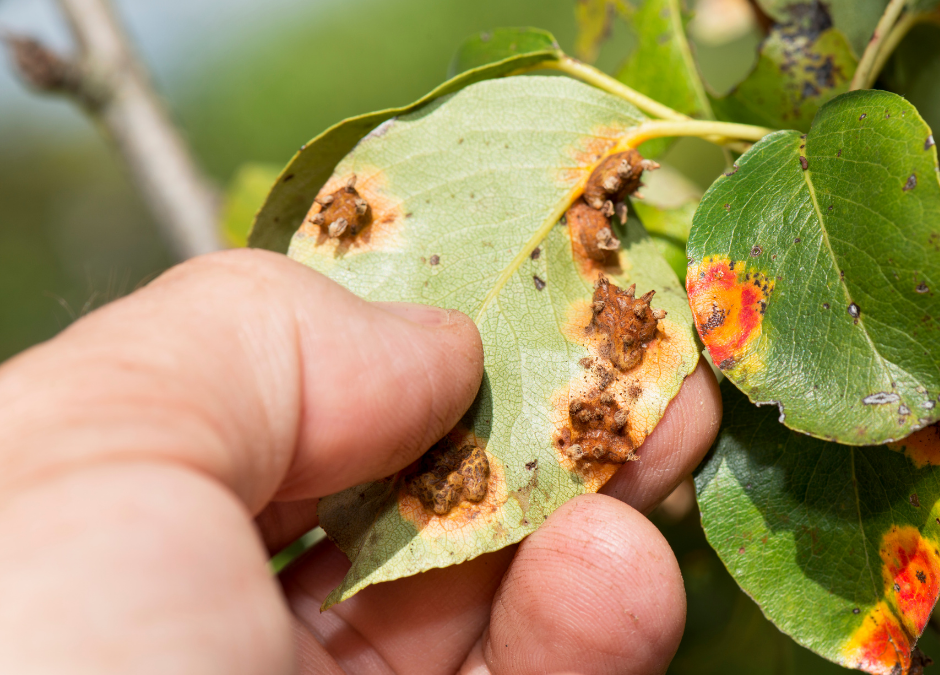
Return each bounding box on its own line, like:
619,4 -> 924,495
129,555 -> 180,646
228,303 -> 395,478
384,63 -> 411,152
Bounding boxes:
308,175 -> 372,239
565,149 -> 659,272
406,438 -> 490,516
554,275 -> 668,469
587,275 -> 666,372
294,169 -> 405,254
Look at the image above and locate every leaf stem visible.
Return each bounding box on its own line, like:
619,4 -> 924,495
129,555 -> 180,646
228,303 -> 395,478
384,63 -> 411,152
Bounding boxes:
850,0 -> 908,91
620,119 -> 774,149
548,55 -> 689,122
865,9 -> 940,89
547,56 -> 769,152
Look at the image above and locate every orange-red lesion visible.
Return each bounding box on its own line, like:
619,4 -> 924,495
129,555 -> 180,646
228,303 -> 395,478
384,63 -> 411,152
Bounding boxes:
888,423 -> 940,469
842,601 -> 911,675
686,255 -> 774,370
880,526 -> 940,636
842,526 -> 940,674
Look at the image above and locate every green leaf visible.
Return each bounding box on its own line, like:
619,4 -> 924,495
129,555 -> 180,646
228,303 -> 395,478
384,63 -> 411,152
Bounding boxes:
573,0 -> 628,63
248,29 -> 561,254
447,27 -> 560,78
711,22 -> 857,132
284,76 -> 698,608
632,164 -> 701,284
687,89 -> 940,445
616,0 -> 712,122
222,163 -> 282,247
697,381 -> 940,675
755,0 -> 889,58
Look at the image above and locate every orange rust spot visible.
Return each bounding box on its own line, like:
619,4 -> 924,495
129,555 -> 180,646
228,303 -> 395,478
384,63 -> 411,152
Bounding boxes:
559,125 -> 626,185
686,255 -> 773,371
889,423 -> 940,468
398,429 -> 507,539
294,168 -> 404,255
552,282 -> 694,488
880,526 -> 940,636
843,601 -> 911,675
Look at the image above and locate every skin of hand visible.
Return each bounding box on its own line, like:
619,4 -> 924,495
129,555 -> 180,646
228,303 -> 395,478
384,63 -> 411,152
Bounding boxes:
0,249 -> 721,675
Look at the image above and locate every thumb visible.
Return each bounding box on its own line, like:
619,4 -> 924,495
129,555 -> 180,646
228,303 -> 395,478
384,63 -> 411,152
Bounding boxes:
0,249 -> 484,511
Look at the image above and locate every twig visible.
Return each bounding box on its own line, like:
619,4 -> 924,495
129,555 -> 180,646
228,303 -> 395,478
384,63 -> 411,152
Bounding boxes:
850,0 -> 909,91
2,0 -> 222,259
866,8 -> 940,90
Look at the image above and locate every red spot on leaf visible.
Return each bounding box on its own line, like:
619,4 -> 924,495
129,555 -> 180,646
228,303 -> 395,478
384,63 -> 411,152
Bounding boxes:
843,601 -> 911,674
881,526 -> 940,636
686,255 -> 774,370
843,527 -> 940,674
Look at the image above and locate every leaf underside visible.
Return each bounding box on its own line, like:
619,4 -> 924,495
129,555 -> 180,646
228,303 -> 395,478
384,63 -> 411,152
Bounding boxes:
697,381 -> 940,675
285,76 -> 698,608
687,89 -> 940,445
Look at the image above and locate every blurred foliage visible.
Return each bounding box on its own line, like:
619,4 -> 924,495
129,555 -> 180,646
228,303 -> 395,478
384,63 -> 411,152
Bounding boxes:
221,163 -> 281,247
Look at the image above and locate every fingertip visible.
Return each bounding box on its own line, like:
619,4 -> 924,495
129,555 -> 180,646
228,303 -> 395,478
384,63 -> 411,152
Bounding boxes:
482,494 -> 685,675
601,361 -> 722,513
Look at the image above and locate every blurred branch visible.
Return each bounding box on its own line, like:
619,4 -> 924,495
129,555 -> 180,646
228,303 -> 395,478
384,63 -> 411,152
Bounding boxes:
2,0 -> 222,259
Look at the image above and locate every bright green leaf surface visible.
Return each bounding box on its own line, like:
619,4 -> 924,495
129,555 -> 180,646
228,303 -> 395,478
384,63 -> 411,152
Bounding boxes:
687,90 -> 940,445
285,76 -> 698,607
616,0 -> 711,121
573,0 -> 628,63
697,381 -> 940,675
755,0 -> 889,57
222,163 -> 281,247
447,26 -> 560,77
632,164 -> 700,283
711,24 -> 857,133
248,30 -> 561,254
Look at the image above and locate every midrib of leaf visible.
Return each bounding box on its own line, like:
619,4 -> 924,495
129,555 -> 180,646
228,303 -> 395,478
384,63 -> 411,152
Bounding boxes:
474,185 -> 581,323
798,140 -> 914,391
666,0 -> 714,120
849,448 -> 879,603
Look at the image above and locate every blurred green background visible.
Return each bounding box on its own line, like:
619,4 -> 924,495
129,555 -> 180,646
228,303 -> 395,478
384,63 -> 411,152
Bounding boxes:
3,0 -> 940,671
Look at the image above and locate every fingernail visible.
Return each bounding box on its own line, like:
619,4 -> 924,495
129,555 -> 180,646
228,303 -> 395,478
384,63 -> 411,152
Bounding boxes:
375,302 -> 451,327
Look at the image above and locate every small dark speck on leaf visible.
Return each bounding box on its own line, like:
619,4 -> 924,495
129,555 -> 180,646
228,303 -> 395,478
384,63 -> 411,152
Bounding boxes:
738,546 -> 746,554
904,174 -> 917,191
837,149 -> 842,157
799,156 -> 808,170
827,205 -> 833,211
840,270 -> 845,280
750,245 -> 763,257
911,493 -> 922,508
724,164 -> 739,177
926,135 -> 935,150
723,203 -> 731,212
853,608 -> 860,614
533,275 -> 546,291
918,570 -> 927,583
429,255 -> 440,265
283,174 -> 294,182
823,303 -> 830,309
458,138 -> 464,144
530,247 -> 541,260
848,303 -> 860,318
894,582 -> 901,592
917,283 -> 929,294
525,459 -> 538,470
795,237 -> 801,243
859,113 -> 867,120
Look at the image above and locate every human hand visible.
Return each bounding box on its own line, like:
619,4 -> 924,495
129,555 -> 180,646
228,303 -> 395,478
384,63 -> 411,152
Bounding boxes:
0,249 -> 721,675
